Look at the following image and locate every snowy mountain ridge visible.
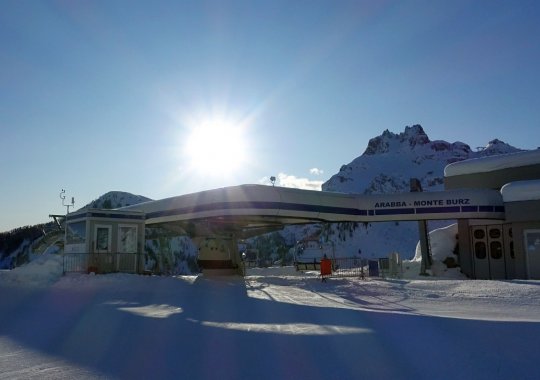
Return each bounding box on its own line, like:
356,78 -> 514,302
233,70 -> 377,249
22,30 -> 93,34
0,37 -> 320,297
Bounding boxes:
323,124 -> 521,195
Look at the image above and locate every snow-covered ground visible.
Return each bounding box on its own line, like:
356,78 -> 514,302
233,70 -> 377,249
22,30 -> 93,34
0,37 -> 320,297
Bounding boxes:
1,255 -> 540,380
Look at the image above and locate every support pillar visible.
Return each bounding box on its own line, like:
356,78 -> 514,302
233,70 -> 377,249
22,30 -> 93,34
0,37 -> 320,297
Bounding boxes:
418,220 -> 432,275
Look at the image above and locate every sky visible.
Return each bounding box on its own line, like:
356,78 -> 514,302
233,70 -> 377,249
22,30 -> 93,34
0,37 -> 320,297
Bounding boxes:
1,0 -> 540,232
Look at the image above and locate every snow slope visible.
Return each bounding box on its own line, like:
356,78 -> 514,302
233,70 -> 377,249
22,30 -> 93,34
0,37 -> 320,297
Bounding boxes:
1,255 -> 539,380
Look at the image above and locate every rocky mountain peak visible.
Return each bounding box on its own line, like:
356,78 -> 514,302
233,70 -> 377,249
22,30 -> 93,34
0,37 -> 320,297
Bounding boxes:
363,124 -> 430,155
323,125 -> 521,195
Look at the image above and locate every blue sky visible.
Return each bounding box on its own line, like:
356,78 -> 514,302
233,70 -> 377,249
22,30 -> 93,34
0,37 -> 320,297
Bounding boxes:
1,0 -> 540,232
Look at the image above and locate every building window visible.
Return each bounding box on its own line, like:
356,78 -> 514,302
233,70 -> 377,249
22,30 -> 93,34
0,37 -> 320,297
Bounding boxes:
525,230 -> 540,253
95,225 -> 111,253
510,241 -> 515,259
118,225 -> 138,253
490,241 -> 503,259
474,229 -> 485,239
66,221 -> 86,245
489,228 -> 501,239
475,242 -> 487,259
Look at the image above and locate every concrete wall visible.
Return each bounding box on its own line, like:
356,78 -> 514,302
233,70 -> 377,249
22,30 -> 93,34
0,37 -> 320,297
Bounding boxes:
505,200 -> 540,223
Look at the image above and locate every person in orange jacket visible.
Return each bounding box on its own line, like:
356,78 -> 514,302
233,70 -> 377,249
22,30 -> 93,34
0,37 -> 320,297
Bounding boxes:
320,254 -> 332,282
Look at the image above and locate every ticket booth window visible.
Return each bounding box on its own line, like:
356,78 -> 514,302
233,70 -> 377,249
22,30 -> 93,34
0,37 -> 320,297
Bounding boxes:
118,225 -> 138,253
95,225 -> 112,253
66,221 -> 86,244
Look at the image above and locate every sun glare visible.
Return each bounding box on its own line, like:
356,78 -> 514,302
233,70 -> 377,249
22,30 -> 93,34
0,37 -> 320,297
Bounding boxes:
183,118 -> 248,176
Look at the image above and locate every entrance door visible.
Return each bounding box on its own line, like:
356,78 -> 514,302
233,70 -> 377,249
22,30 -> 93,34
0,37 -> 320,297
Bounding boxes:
486,226 -> 506,279
471,225 -> 506,279
471,227 -> 490,279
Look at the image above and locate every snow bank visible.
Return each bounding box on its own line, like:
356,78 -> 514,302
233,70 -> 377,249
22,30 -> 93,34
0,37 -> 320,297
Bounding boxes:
412,223 -> 458,262
403,223 -> 463,278
0,253 -> 63,287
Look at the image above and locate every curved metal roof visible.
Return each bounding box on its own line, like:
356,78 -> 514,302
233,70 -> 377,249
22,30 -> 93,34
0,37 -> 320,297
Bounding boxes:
119,184 -> 504,237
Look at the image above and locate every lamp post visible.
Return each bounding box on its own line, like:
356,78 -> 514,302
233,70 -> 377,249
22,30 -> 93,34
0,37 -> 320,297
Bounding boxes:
60,189 -> 75,253
60,189 -> 75,214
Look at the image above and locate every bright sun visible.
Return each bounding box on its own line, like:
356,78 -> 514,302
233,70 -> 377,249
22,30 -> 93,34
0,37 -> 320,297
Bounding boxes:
183,118 -> 247,176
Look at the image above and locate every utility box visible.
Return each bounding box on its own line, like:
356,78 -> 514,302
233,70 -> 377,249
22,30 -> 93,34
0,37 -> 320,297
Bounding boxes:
320,257 -> 332,281
368,260 -> 379,277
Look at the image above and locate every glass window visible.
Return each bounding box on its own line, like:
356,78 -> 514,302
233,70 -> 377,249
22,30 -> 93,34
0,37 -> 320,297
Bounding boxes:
508,228 -> 513,238
475,242 -> 486,259
95,226 -> 111,252
490,241 -> 502,259
489,228 -> 501,239
118,225 -> 138,253
525,231 -> 540,253
474,229 -> 485,239
510,241 -> 515,259
66,221 -> 86,244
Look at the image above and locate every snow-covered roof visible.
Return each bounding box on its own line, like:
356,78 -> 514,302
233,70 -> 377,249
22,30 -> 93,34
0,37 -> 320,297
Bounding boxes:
501,180 -> 540,203
444,149 -> 540,177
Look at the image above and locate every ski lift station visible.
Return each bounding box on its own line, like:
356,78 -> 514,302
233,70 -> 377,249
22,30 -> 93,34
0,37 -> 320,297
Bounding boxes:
63,149 -> 540,280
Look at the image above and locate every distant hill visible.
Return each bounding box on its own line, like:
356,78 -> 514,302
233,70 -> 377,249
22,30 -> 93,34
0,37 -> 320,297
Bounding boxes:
80,191 -> 152,210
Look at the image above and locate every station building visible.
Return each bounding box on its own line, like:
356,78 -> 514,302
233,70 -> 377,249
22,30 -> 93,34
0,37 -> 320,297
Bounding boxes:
62,149 -> 540,280
444,149 -> 540,279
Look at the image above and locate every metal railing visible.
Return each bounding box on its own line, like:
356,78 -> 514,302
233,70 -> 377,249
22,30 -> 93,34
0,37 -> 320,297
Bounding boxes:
295,259 -> 321,271
329,258 -> 369,279
63,252 -> 142,274
295,257 -> 384,279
